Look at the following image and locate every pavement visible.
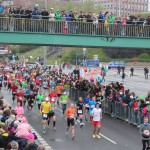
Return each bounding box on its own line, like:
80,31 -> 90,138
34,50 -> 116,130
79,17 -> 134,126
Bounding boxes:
3,67 -> 149,150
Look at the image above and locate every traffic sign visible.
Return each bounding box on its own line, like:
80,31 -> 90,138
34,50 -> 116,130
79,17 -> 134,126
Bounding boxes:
83,48 -> 86,51
93,55 -> 98,60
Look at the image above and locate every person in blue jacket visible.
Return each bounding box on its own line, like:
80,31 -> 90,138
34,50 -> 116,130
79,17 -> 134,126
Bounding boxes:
89,96 -> 97,123
84,95 -> 92,121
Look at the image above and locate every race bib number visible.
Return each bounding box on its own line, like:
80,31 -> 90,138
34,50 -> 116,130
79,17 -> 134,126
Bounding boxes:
91,105 -> 95,108
144,130 -> 150,136
78,110 -> 82,114
85,104 -> 89,108
18,97 -> 23,101
70,114 -> 74,118
43,114 -> 47,118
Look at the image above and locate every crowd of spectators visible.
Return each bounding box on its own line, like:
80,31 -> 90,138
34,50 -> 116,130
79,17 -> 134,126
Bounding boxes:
0,2 -> 150,36
0,94 -> 45,150
0,2 -> 150,25
69,68 -> 150,126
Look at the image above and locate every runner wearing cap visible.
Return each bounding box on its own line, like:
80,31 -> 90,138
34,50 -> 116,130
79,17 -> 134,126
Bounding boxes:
56,83 -> 63,105
36,91 -> 44,112
40,97 -> 51,134
60,91 -> 69,116
47,98 -> 56,130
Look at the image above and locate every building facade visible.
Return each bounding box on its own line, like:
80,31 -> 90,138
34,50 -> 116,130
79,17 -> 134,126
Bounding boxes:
98,0 -> 149,16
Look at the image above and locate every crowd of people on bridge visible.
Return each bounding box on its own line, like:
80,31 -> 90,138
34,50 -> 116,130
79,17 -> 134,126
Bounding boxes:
0,56 -> 150,149
0,2 -> 150,36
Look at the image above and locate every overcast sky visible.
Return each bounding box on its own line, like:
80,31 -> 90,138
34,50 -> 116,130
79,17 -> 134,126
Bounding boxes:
149,0 -> 150,11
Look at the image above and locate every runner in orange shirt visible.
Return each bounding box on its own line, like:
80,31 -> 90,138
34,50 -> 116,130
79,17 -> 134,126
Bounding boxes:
56,83 -> 63,105
65,103 -> 76,140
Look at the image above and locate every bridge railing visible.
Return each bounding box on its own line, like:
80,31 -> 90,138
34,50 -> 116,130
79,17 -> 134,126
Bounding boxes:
0,17 -> 150,37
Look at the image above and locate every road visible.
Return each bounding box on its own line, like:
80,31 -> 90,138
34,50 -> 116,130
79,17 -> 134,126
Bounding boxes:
3,67 -> 149,150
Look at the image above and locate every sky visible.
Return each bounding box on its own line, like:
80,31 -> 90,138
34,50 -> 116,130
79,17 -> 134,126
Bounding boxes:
149,0 -> 150,11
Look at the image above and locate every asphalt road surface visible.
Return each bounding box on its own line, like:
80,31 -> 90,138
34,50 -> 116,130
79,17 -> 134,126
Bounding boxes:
3,67 -> 149,150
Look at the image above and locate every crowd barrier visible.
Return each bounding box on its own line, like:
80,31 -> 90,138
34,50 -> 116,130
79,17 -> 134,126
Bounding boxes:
69,87 -> 145,126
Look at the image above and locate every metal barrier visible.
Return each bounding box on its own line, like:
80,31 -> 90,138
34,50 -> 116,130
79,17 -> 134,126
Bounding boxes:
0,17 -> 150,37
69,88 -> 146,126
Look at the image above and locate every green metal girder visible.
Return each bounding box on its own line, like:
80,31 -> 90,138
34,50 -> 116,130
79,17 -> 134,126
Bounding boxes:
0,32 -> 150,48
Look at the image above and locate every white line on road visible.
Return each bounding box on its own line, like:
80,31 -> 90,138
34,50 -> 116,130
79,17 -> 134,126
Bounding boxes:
56,107 -> 117,145
100,134 -> 117,144
3,99 -> 53,150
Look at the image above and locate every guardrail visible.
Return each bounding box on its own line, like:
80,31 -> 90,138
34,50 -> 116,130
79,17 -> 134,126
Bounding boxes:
69,88 -> 145,126
0,17 -> 150,37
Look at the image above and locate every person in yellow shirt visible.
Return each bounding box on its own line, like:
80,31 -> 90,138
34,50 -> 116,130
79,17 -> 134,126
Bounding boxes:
40,97 -> 51,134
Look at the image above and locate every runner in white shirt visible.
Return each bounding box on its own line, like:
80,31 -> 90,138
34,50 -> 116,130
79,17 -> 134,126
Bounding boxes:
91,103 -> 102,139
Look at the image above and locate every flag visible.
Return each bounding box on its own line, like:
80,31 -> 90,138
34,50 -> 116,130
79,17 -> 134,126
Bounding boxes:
134,55 -> 137,65
12,55 -> 15,64
22,56 -> 26,67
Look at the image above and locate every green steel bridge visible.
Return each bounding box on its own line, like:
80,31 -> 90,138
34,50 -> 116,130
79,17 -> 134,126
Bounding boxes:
0,17 -> 150,48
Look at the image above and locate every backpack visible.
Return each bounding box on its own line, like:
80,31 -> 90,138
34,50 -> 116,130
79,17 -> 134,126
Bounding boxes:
1,116 -> 9,123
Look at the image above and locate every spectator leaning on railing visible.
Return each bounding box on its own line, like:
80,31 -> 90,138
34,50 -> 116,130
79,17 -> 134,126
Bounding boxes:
0,1 -> 4,15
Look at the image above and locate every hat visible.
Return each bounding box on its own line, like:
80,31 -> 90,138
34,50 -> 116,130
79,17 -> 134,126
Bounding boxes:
35,4 -> 39,7
25,143 -> 38,150
51,98 -> 55,102
51,8 -> 54,10
139,95 -> 145,100
21,117 -> 28,123
26,133 -> 35,141
45,97 -> 49,101
130,95 -> 133,99
120,92 -> 123,95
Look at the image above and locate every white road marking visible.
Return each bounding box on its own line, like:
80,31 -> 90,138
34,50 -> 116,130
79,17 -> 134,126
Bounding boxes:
56,107 -> 117,145
3,99 -> 53,150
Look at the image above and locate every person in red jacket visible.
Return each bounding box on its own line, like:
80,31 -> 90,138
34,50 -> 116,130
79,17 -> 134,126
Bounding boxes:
16,89 -> 24,106
7,76 -> 12,91
11,83 -> 18,103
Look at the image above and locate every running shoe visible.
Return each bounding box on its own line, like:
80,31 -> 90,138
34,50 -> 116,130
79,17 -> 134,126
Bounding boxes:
66,131 -> 68,136
93,135 -> 96,138
43,129 -> 46,134
96,134 -> 100,139
53,127 -> 56,130
72,135 -> 75,140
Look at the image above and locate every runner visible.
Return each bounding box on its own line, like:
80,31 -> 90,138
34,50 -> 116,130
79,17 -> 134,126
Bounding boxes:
91,103 -> 102,139
40,97 -> 51,134
14,102 -> 24,119
47,98 -> 56,130
49,88 -> 57,102
26,91 -> 35,116
11,82 -> 18,103
89,96 -> 97,123
7,75 -> 12,92
96,92 -> 103,108
3,74 -> 7,89
75,97 -> 84,127
84,95 -> 91,121
0,75 -> 3,91
140,117 -> 150,150
36,90 -> 44,111
56,83 -> 63,105
65,103 -> 76,140
60,91 -> 69,116
16,88 -> 24,106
